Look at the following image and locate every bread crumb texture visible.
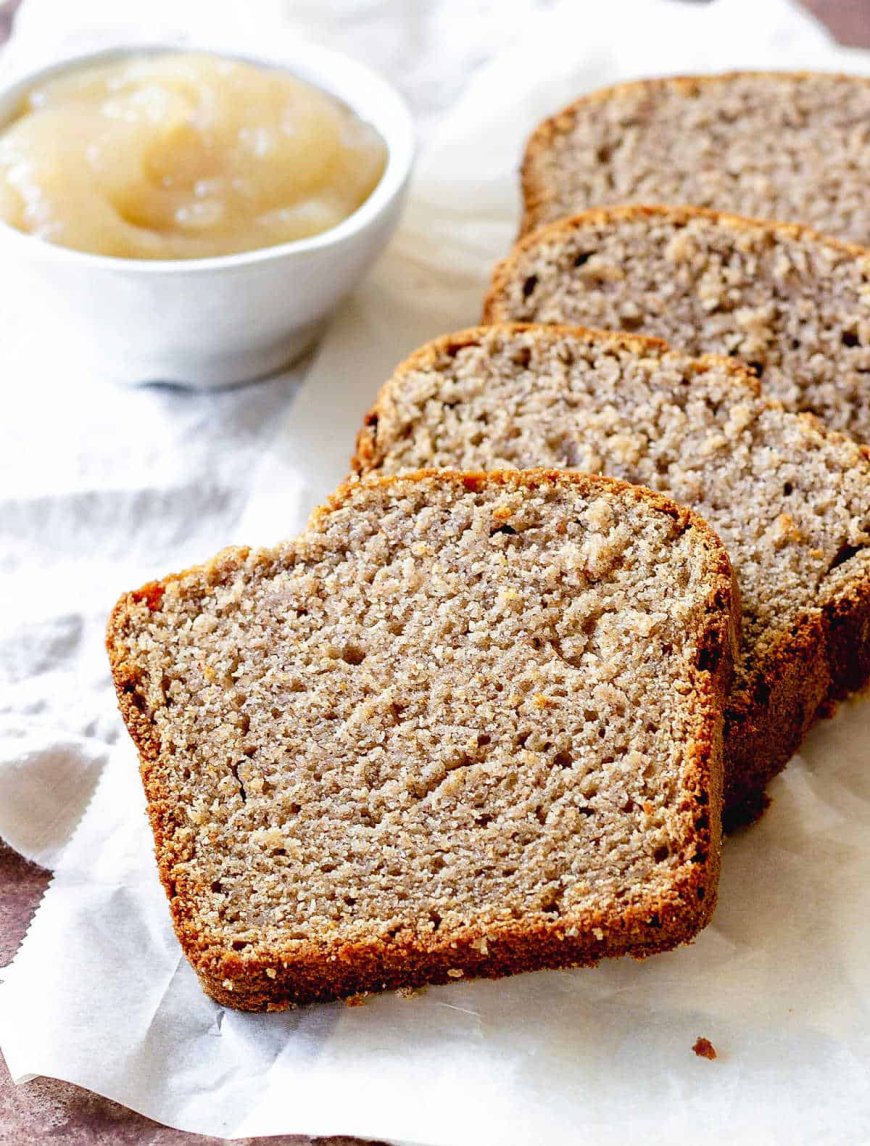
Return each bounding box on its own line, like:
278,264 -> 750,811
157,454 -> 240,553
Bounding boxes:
356,326 -> 870,816
108,471 -> 733,1008
521,72 -> 870,246
487,207 -> 870,443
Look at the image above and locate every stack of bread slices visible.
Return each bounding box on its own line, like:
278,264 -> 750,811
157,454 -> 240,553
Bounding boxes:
109,71 -> 870,1011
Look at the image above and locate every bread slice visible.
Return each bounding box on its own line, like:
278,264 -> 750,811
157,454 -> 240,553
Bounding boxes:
107,470 -> 735,1010
354,325 -> 870,821
484,205 -> 870,444
520,72 -> 870,245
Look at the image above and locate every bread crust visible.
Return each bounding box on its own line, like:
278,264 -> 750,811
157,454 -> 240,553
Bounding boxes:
107,469 -> 735,1010
518,71 -> 870,238
483,203 -> 870,325
725,543 -> 870,826
353,325 -> 870,827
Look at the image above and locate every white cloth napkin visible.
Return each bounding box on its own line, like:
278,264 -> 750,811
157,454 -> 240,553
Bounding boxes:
1,0 -> 869,1142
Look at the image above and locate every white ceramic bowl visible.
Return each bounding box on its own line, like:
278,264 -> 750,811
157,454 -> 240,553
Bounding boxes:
0,44 -> 414,387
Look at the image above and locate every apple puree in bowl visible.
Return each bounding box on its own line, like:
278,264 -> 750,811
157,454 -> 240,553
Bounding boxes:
0,52 -> 388,260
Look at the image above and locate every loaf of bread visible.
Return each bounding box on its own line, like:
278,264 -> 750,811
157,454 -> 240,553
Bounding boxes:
107,470 -> 735,1009
354,325 -> 870,821
520,72 -> 870,245
484,206 -> 870,443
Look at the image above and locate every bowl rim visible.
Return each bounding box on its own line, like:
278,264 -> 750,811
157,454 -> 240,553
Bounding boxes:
0,40 -> 416,275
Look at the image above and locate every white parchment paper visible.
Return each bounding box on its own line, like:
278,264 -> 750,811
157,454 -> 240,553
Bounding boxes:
1,1 -> 869,1142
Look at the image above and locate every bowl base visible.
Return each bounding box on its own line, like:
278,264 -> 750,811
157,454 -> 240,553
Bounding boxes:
111,322 -> 327,389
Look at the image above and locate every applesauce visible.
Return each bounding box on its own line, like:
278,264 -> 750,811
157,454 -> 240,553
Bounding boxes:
0,52 -> 388,260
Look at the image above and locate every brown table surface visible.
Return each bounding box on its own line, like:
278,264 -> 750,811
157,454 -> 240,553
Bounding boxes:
1,1 -> 868,1142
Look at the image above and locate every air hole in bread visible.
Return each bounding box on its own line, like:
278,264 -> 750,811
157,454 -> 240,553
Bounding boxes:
828,543 -> 862,572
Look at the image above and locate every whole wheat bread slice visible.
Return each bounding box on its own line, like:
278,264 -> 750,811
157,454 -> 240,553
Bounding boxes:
520,71 -> 870,245
484,206 -> 870,444
107,470 -> 735,1010
354,326 -> 870,821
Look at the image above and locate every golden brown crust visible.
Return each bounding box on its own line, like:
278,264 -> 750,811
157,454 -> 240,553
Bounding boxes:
196,863 -> 719,1010
518,71 -> 870,237
725,551 -> 870,826
483,204 -> 870,325
107,469 -> 734,1010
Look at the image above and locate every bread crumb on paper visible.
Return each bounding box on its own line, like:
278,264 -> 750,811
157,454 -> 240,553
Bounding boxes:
693,1036 -> 717,1060
396,986 -> 425,1000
